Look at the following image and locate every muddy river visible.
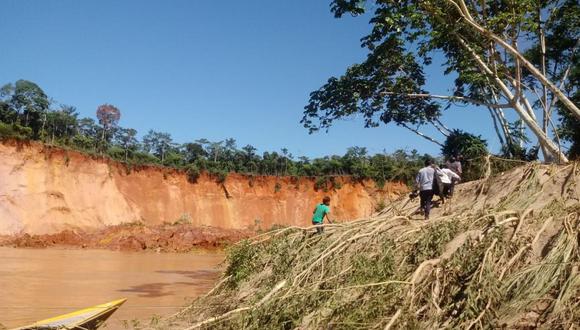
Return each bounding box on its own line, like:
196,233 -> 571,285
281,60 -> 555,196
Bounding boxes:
0,247 -> 224,329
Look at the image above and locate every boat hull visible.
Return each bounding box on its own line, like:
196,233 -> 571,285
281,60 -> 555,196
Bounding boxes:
13,298 -> 127,330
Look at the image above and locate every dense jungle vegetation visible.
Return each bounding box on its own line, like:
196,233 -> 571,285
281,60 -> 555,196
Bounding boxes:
0,80 -> 436,186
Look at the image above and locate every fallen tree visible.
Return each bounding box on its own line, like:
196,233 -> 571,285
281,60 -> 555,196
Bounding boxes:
162,162 -> 579,329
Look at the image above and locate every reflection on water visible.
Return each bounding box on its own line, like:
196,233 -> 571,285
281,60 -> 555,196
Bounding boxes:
0,247 -> 224,329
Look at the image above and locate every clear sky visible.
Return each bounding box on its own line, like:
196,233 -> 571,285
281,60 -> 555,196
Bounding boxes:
0,0 -> 501,158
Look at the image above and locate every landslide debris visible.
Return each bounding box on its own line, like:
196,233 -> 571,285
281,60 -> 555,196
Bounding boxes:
0,223 -> 250,252
159,162 -> 579,329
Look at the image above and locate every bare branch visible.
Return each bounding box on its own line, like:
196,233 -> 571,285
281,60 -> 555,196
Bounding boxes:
431,120 -> 450,137
399,123 -> 444,147
380,92 -> 512,108
456,36 -> 569,162
434,118 -> 452,133
547,114 -> 564,164
446,0 -> 580,119
487,107 -> 506,148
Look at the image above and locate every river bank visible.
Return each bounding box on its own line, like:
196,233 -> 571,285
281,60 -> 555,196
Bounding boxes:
0,223 -> 251,252
1,140 -> 406,236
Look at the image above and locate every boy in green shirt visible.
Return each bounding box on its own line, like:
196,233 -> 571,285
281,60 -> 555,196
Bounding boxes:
312,196 -> 333,234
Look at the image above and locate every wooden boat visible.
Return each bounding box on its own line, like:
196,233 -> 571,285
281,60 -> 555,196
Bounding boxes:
12,298 -> 127,330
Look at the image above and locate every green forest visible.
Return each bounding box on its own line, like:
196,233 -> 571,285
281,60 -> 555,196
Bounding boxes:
0,79 -> 435,186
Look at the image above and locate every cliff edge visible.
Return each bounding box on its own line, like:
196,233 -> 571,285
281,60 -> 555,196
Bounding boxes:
0,140 -> 406,235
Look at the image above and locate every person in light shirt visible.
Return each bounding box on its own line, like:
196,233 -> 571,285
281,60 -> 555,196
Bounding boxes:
439,164 -> 461,198
415,159 -> 435,220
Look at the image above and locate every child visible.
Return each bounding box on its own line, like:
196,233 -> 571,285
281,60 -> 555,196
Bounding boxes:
312,196 -> 333,234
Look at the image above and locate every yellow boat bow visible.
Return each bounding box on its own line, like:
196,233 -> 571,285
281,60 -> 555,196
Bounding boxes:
12,298 -> 127,330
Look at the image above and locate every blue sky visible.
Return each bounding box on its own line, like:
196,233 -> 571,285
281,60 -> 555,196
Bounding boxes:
0,0 -> 500,158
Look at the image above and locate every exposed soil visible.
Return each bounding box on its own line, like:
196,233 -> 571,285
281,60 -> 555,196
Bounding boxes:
0,223 -> 252,252
0,140 -> 406,235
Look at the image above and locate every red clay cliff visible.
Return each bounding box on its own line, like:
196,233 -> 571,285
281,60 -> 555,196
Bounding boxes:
0,140 -> 407,244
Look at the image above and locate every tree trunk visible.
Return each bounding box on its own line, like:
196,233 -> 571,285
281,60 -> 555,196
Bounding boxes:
487,107 -> 506,149
450,0 -> 580,119
458,37 -> 569,163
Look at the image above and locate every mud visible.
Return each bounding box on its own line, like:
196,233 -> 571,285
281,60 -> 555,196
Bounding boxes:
0,223 -> 251,252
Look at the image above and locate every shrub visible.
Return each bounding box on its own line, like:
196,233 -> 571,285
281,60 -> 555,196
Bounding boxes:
442,129 -> 488,181
314,176 -> 329,191
375,199 -> 387,212
186,164 -> 201,183
224,240 -> 261,288
0,122 -> 32,140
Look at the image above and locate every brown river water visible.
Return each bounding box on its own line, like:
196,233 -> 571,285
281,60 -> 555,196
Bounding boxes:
0,247 -> 224,329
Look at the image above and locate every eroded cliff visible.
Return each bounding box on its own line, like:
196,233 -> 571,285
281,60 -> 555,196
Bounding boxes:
0,141 -> 406,235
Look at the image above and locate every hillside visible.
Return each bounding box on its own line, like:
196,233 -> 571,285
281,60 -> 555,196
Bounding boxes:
160,162 -> 579,329
0,140 -> 405,236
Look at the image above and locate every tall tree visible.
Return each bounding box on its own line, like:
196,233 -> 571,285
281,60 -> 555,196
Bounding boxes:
303,0 -> 579,162
538,0 -> 580,159
114,127 -> 139,162
9,80 -> 50,137
142,130 -> 174,162
46,105 -> 78,144
96,104 -> 121,153
183,142 -> 207,163
0,83 -> 17,124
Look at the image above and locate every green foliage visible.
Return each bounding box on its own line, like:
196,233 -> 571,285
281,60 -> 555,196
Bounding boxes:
374,199 -> 386,212
0,79 -> 435,187
208,168 -> 228,184
0,122 -> 32,140
131,151 -> 160,165
186,164 -> 201,183
106,146 -> 125,160
314,176 -> 330,191
442,130 -> 489,181
540,0 -> 579,159
304,0 -> 578,162
224,240 -> 261,288
558,107 -> 580,159
409,220 -> 462,265
8,80 -> 50,138
351,240 -> 396,283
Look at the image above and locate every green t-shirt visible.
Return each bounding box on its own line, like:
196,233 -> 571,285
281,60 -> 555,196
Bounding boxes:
312,204 -> 330,223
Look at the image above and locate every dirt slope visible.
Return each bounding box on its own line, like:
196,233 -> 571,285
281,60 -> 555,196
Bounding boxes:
164,162 -> 579,329
0,140 -> 406,235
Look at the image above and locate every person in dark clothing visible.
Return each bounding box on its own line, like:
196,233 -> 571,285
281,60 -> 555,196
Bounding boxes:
415,159 -> 435,220
446,156 -> 462,176
432,164 -> 445,204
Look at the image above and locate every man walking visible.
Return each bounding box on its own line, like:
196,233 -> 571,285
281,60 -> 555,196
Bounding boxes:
415,159 -> 435,220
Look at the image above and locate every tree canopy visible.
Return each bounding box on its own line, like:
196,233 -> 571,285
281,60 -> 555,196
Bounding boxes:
0,79 -> 432,186
303,0 -> 579,162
